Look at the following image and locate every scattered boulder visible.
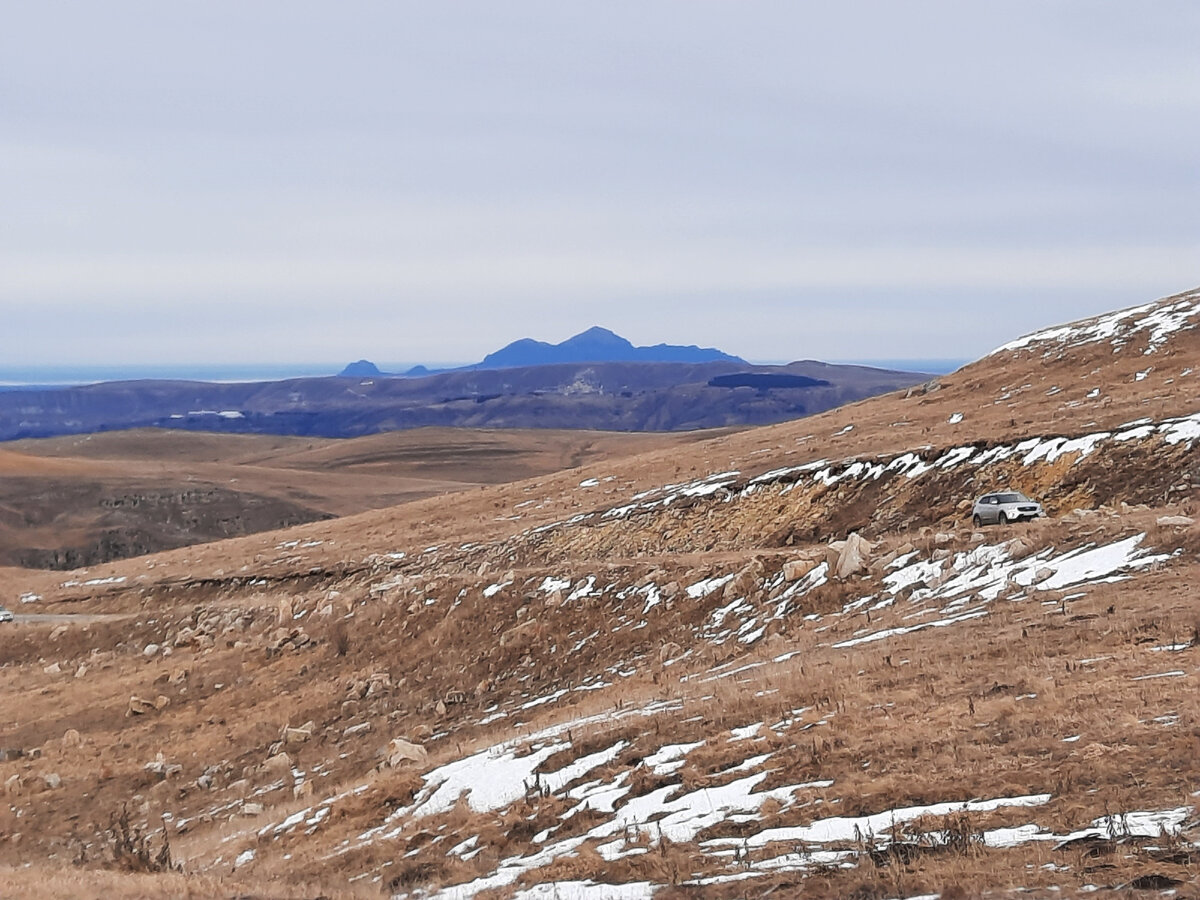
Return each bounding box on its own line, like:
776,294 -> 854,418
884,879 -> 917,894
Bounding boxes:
782,559 -> 817,581
61,729 -> 83,751
240,802 -> 264,817
276,597 -> 293,626
384,738 -> 428,768
723,558 -> 766,599
834,533 -> 873,580
4,774 -> 21,796
127,696 -> 156,716
282,722 -> 314,745
143,643 -> 160,657
42,773 -> 61,791
262,752 -> 292,778
43,662 -> 61,676
227,778 -> 250,796
1004,538 -> 1034,560
1156,515 -> 1195,527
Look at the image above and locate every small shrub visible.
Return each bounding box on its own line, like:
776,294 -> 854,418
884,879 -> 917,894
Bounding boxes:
98,804 -> 179,873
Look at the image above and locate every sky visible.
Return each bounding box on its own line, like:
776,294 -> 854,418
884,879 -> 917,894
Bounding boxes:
2,1 -> 1198,369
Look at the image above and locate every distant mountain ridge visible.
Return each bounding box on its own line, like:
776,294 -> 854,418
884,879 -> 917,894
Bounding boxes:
338,326 -> 744,376
478,326 -> 744,369
0,359 -> 927,441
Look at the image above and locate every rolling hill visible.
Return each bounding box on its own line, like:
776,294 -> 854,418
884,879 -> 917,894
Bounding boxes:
0,428 -> 723,569
1,286 -> 1198,899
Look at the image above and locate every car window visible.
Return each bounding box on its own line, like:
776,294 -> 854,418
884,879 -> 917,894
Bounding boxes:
996,493 -> 1021,503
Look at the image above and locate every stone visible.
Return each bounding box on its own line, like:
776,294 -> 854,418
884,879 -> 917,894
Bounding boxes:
127,696 -> 156,716
434,699 -> 447,716
385,738 -> 428,768
262,752 -> 292,777
824,540 -> 847,570
154,695 -> 171,710
48,625 -> 68,641
782,559 -> 816,581
343,721 -> 372,738
723,559 -> 765,599
1005,538 -> 1033,560
1156,515 -> 1195,527
143,644 -> 160,657
240,802 -> 264,816
4,774 -> 21,795
834,533 -> 873,580
43,662 -> 61,676
277,597 -> 293,626
61,729 -> 83,751
42,773 -> 61,790
283,725 -> 312,745
293,780 -> 313,799
658,641 -> 683,663
227,779 -> 250,796
934,532 -> 954,546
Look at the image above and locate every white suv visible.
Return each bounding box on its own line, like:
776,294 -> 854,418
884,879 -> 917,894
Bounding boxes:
972,491 -> 1043,526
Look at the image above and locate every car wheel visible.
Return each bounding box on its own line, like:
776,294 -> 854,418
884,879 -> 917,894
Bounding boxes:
972,514 -> 982,527
998,511 -> 1008,526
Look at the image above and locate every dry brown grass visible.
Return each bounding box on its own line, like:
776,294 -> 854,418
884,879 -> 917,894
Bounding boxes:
2,299 -> 1199,896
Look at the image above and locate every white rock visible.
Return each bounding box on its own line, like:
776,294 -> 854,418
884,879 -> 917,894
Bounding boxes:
1156,515 -> 1195,527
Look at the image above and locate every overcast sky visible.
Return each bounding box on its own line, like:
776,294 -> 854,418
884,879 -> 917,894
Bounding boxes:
3,1 -> 1197,368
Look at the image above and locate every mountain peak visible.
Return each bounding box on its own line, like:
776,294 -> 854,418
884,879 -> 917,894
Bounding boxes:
561,326 -> 634,349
